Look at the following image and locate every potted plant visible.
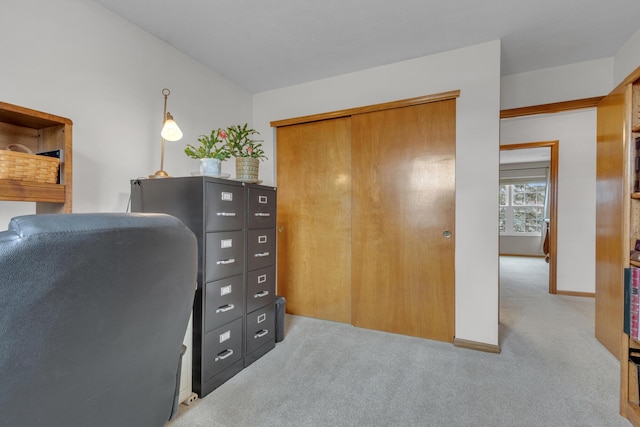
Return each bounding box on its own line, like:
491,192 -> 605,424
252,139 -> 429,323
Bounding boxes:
184,128 -> 231,176
224,123 -> 267,181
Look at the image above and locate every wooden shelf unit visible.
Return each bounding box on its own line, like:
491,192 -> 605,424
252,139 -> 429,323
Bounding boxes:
622,73 -> 640,426
0,101 -> 72,213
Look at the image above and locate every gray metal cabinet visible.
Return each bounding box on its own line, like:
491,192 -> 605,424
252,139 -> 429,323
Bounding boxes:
131,177 -> 277,398
245,185 -> 277,366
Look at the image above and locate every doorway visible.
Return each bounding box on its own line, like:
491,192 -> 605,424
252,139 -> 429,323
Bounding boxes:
500,141 -> 558,294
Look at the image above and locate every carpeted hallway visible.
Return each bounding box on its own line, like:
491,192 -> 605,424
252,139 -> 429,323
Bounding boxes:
167,256 -> 628,426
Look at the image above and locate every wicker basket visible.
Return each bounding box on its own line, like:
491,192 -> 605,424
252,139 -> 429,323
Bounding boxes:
0,150 -> 60,184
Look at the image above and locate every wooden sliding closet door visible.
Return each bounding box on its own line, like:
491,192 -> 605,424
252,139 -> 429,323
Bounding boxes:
276,118 -> 352,323
351,100 -> 456,342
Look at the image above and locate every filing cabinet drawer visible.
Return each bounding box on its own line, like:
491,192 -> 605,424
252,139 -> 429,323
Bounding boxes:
247,228 -> 275,271
203,317 -> 243,381
205,275 -> 244,332
206,230 -> 244,281
205,182 -> 245,231
247,265 -> 275,313
246,304 -> 275,355
247,187 -> 276,229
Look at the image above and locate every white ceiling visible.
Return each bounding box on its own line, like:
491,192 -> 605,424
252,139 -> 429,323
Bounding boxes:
93,0 -> 640,93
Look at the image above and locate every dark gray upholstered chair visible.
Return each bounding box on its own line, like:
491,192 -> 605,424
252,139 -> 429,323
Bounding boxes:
0,213 -> 197,427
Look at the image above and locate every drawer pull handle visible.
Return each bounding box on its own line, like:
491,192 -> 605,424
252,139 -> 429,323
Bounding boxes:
216,212 -> 237,217
254,291 -> 269,298
254,212 -> 271,217
254,252 -> 270,258
214,349 -> 234,361
254,330 -> 269,339
216,304 -> 235,313
216,259 -> 236,265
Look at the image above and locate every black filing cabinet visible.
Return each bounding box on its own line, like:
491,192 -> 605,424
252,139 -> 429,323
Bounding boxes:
244,185 -> 277,366
130,176 -> 276,398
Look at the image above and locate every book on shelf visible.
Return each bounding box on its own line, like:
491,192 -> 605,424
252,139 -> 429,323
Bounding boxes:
625,267 -> 640,339
625,267 -> 631,335
635,137 -> 640,192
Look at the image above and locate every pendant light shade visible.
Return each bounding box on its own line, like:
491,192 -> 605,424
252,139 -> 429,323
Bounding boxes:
161,112 -> 183,141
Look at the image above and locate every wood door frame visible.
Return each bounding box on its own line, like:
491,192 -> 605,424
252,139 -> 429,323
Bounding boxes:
500,96 -> 602,296
270,90 -> 460,127
500,141 -> 559,294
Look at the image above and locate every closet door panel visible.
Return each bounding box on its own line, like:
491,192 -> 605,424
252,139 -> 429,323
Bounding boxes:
276,118 -> 352,323
351,100 -> 456,342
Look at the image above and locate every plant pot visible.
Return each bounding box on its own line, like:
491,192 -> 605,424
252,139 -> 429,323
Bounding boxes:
199,158 -> 221,176
235,157 -> 259,181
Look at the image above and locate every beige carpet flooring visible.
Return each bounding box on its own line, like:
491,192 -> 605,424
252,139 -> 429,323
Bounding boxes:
167,256 -> 628,426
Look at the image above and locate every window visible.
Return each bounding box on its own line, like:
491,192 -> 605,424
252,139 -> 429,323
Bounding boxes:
499,182 -> 546,236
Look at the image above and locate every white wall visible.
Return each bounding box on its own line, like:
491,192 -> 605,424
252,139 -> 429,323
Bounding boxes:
254,41 -> 502,346
0,0 -> 253,228
501,58 -> 614,109
614,26 -> 640,86
500,235 -> 545,257
501,109 -> 597,294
